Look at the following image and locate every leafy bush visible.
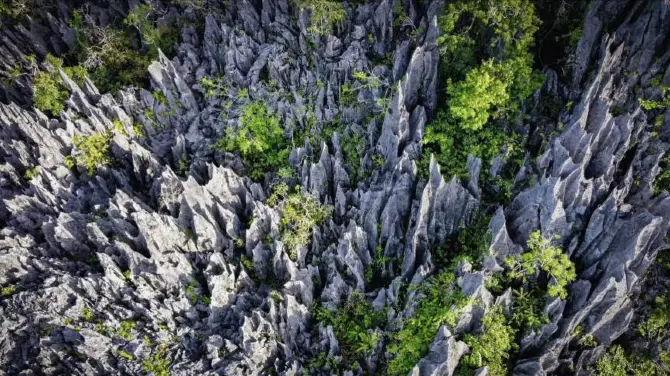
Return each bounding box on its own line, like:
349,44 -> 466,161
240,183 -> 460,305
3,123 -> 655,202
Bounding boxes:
0,0 -> 30,19
594,345 -> 668,376
213,102 -> 290,181
638,296 -> 669,341
510,287 -> 549,331
142,343 -> 170,376
446,60 -> 509,131
422,110 -> 521,179
117,320 -> 136,340
32,54 -> 89,115
70,132 -> 112,175
459,306 -> 517,376
424,0 -> 542,181
314,291 -> 386,370
118,349 -> 134,360
296,0 -> 345,36
80,307 -> 94,321
67,6 -> 178,93
1,285 -> 17,296
24,166 -> 39,181
267,183 -> 332,260
505,231 -> 576,299
387,272 -> 470,375
33,70 -> 68,115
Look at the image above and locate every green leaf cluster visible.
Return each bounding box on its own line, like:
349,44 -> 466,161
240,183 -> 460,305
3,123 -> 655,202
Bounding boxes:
296,0 -> 345,36
505,231 -> 576,299
267,183 -> 332,260
424,0 -> 543,181
314,291 -> 386,370
459,306 -> 517,376
446,60 -> 509,131
69,132 -> 112,175
638,296 -> 669,341
387,272 -> 470,375
594,345 -> 669,376
142,343 -> 170,376
117,320 -> 136,341
213,102 -> 290,181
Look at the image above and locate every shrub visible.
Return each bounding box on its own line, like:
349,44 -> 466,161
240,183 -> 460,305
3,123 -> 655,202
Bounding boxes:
422,110 -> 521,179
70,132 -> 112,175
593,345 -> 668,376
505,231 -> 576,299
80,307 -> 94,321
267,183 -> 332,260
638,296 -> 669,341
32,54 -> 89,115
314,291 -> 386,369
24,166 -> 39,181
142,343 -> 170,376
117,320 -> 136,340
118,350 -> 134,360
1,285 -> 17,296
447,60 -> 509,131
459,306 -> 517,376
33,70 -> 68,115
213,102 -> 290,181
296,0 -> 345,36
387,272 -> 470,375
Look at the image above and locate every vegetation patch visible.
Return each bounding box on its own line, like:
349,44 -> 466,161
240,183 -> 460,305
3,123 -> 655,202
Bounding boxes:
387,271 -> 470,375
267,183 -> 332,260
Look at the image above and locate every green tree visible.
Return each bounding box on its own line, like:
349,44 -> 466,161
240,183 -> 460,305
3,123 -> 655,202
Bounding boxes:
460,306 -> 517,376
213,102 -> 290,180
70,132 -> 112,175
267,183 -> 332,260
296,0 -> 345,36
446,60 -> 509,131
387,272 -> 470,375
505,231 -> 576,299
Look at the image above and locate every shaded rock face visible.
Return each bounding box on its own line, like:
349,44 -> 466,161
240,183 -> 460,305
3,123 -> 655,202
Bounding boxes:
0,0 -> 668,375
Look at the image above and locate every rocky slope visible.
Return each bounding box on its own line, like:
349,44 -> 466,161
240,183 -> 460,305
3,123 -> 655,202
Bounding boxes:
0,0 -> 669,375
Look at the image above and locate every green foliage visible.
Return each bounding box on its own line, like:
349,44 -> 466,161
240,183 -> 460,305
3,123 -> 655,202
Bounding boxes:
422,110 -> 521,179
24,166 -> 39,181
340,133 -> 365,182
118,349 -> 134,360
1,285 -> 17,296
459,306 -> 517,376
505,231 -> 576,299
638,296 -> 669,341
0,0 -> 31,20
424,0 -> 542,181
70,132 -> 112,175
510,288 -> 549,331
314,291 -> 386,369
66,5 -> 178,93
267,183 -> 332,260
446,60 -> 509,131
213,102 -> 289,181
185,280 -> 199,305
80,307 -> 94,321
640,97 -> 670,111
117,320 -> 136,341
594,345 -> 669,376
387,272 -> 470,375
124,4 -> 178,53
32,54 -> 89,115
113,120 -> 128,136
33,70 -> 68,115
296,0 -> 345,36
142,343 -> 170,376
